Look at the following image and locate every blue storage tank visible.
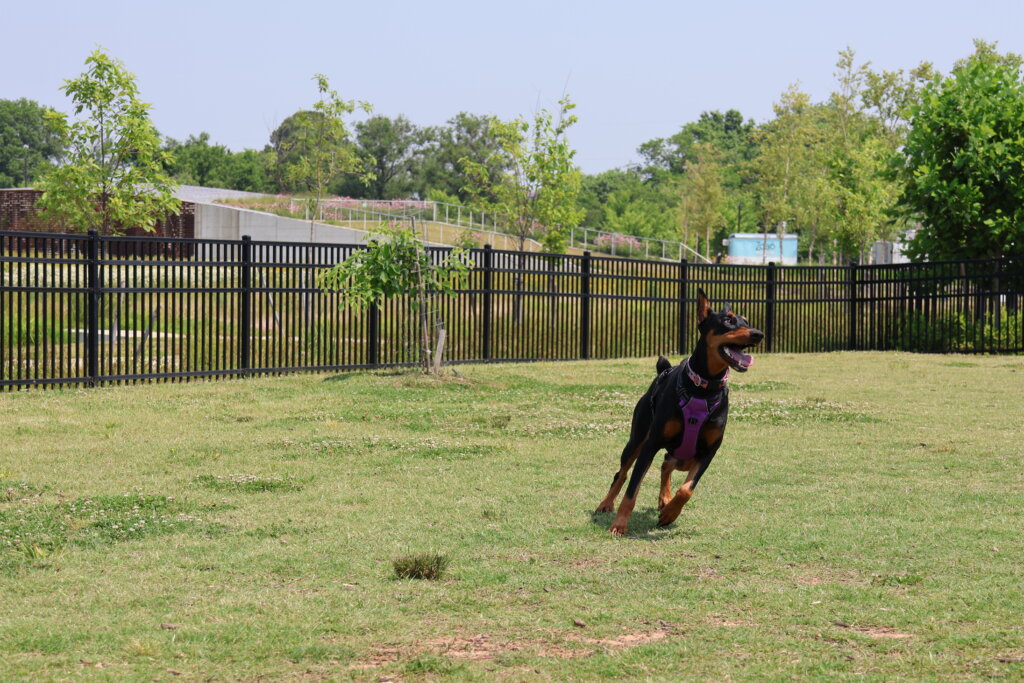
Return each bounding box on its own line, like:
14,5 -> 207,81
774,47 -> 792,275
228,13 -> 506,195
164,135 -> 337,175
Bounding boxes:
725,233 -> 798,265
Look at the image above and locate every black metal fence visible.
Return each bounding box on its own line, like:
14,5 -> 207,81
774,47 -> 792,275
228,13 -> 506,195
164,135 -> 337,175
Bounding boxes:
2,229 -> 1021,390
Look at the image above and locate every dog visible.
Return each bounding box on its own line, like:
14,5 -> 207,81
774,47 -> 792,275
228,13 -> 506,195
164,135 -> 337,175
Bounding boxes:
596,289 -> 764,536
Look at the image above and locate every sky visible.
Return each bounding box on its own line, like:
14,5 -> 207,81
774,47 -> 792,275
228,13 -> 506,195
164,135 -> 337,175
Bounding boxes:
4,0 -> 1024,174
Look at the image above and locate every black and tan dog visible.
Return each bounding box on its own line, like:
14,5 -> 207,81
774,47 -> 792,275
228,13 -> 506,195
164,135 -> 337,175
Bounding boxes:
596,290 -> 764,536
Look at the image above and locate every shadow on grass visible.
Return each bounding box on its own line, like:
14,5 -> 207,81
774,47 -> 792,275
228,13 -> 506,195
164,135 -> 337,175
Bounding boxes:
323,368 -> 423,382
589,506 -> 697,540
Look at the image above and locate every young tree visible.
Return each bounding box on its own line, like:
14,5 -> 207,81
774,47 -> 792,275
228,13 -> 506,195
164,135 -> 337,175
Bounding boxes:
752,85 -> 823,261
281,74 -> 371,239
0,98 -> 63,187
317,224 -> 470,374
894,40 -> 1024,260
673,142 -> 727,260
462,95 -> 585,253
37,49 -> 179,234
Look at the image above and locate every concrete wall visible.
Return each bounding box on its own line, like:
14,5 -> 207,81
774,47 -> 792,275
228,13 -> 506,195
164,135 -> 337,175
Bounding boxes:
195,202 -> 371,246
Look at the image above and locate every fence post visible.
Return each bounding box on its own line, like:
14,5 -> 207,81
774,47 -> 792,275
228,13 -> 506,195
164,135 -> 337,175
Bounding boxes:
86,229 -> 101,386
765,261 -> 777,353
678,258 -> 689,355
239,236 -> 252,374
482,245 -> 493,360
367,302 -> 380,366
847,260 -> 858,351
580,250 -> 591,360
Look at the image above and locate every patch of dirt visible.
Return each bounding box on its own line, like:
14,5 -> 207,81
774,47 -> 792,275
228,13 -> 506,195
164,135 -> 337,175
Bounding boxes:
858,626 -> 912,639
795,570 -> 867,586
351,626 -> 677,669
581,630 -> 669,648
832,622 -> 911,639
707,613 -> 756,627
349,647 -> 401,670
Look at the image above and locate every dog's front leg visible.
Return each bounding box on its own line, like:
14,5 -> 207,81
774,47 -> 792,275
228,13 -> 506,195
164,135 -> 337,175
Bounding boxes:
610,439 -> 661,535
658,431 -> 722,527
658,457 -> 677,510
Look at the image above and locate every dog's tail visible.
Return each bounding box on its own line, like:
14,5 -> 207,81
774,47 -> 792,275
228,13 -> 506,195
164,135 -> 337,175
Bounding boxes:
656,355 -> 672,375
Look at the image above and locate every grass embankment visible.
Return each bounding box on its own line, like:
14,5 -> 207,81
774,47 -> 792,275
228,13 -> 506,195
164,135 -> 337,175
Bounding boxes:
1,353 -> 1022,680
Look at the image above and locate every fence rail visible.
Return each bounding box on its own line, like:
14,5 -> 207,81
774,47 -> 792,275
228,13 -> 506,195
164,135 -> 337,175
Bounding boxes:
2,230 -> 1021,390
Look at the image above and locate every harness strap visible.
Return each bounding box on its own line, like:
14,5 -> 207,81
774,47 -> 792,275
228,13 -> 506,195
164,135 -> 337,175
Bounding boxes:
672,394 -> 722,462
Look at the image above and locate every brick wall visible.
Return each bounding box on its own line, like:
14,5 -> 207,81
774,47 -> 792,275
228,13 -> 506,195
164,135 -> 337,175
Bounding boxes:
0,188 -> 195,237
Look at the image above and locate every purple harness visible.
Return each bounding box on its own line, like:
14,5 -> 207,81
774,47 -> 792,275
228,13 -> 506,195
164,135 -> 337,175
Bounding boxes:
671,360 -> 725,462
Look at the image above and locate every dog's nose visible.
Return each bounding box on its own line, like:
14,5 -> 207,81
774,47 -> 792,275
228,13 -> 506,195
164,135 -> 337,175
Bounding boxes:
748,328 -> 765,345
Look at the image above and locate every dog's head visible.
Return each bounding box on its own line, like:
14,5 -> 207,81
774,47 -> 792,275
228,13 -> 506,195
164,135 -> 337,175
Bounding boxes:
696,289 -> 764,374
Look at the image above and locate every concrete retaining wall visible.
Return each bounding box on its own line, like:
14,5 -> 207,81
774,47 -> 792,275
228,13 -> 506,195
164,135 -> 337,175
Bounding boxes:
195,202 -> 371,246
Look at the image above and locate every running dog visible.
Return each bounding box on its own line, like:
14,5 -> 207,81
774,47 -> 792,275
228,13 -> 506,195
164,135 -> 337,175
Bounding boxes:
596,289 -> 764,535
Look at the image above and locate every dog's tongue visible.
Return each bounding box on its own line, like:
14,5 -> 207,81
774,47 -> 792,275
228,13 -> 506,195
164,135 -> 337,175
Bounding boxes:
726,346 -> 754,369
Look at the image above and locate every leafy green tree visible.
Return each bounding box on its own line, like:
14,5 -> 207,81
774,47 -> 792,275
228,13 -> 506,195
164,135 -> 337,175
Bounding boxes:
579,169 -> 672,239
334,114 -> 420,199
674,142 -> 726,259
637,109 -> 757,189
752,86 -> 823,260
462,95 -> 585,252
0,98 -> 63,187
37,49 -> 179,234
163,132 -> 234,187
417,112 -> 505,203
268,109 -> 323,191
280,74 -> 371,236
221,148 -> 275,193
894,40 -> 1024,260
317,224 -> 470,373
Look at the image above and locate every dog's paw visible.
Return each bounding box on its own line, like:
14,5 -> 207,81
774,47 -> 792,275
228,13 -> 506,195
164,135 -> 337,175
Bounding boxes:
609,519 -> 629,536
657,495 -> 672,511
657,500 -> 684,527
595,501 -> 615,514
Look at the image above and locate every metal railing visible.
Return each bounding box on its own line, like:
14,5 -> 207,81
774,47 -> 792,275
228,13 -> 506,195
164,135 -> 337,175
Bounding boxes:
2,228 -> 1021,390
570,226 -> 710,263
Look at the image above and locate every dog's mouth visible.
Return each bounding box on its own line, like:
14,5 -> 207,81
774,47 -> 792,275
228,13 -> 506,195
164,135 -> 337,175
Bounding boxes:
720,344 -> 754,372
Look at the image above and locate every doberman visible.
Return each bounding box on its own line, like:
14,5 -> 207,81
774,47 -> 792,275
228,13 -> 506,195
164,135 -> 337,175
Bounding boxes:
596,289 -> 764,536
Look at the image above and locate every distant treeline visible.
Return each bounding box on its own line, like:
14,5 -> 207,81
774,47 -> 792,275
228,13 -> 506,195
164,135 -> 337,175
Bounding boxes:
4,40 -> 1024,264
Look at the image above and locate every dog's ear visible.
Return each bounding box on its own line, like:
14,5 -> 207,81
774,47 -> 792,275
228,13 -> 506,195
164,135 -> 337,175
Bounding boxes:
696,289 -> 712,324
721,303 -> 733,315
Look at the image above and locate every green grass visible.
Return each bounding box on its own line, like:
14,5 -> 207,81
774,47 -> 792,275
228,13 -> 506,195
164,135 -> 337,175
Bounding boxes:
0,352 -> 1022,680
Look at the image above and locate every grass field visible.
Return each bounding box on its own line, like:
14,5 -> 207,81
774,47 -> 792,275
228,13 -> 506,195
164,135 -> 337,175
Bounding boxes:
1,353 -> 1023,681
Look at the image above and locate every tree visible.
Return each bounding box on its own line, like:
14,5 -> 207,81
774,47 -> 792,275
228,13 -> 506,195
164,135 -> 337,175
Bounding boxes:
894,40 -> 1024,260
331,114 -> 421,199
163,132 -> 234,187
0,98 -> 63,187
275,74 -> 370,237
637,109 -> 757,188
317,224 -> 470,374
637,110 -> 760,248
36,49 -> 179,234
462,95 -> 585,252
674,142 -> 726,260
825,49 -> 903,261
752,85 -> 823,261
416,112 -> 506,203
164,133 -> 275,193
